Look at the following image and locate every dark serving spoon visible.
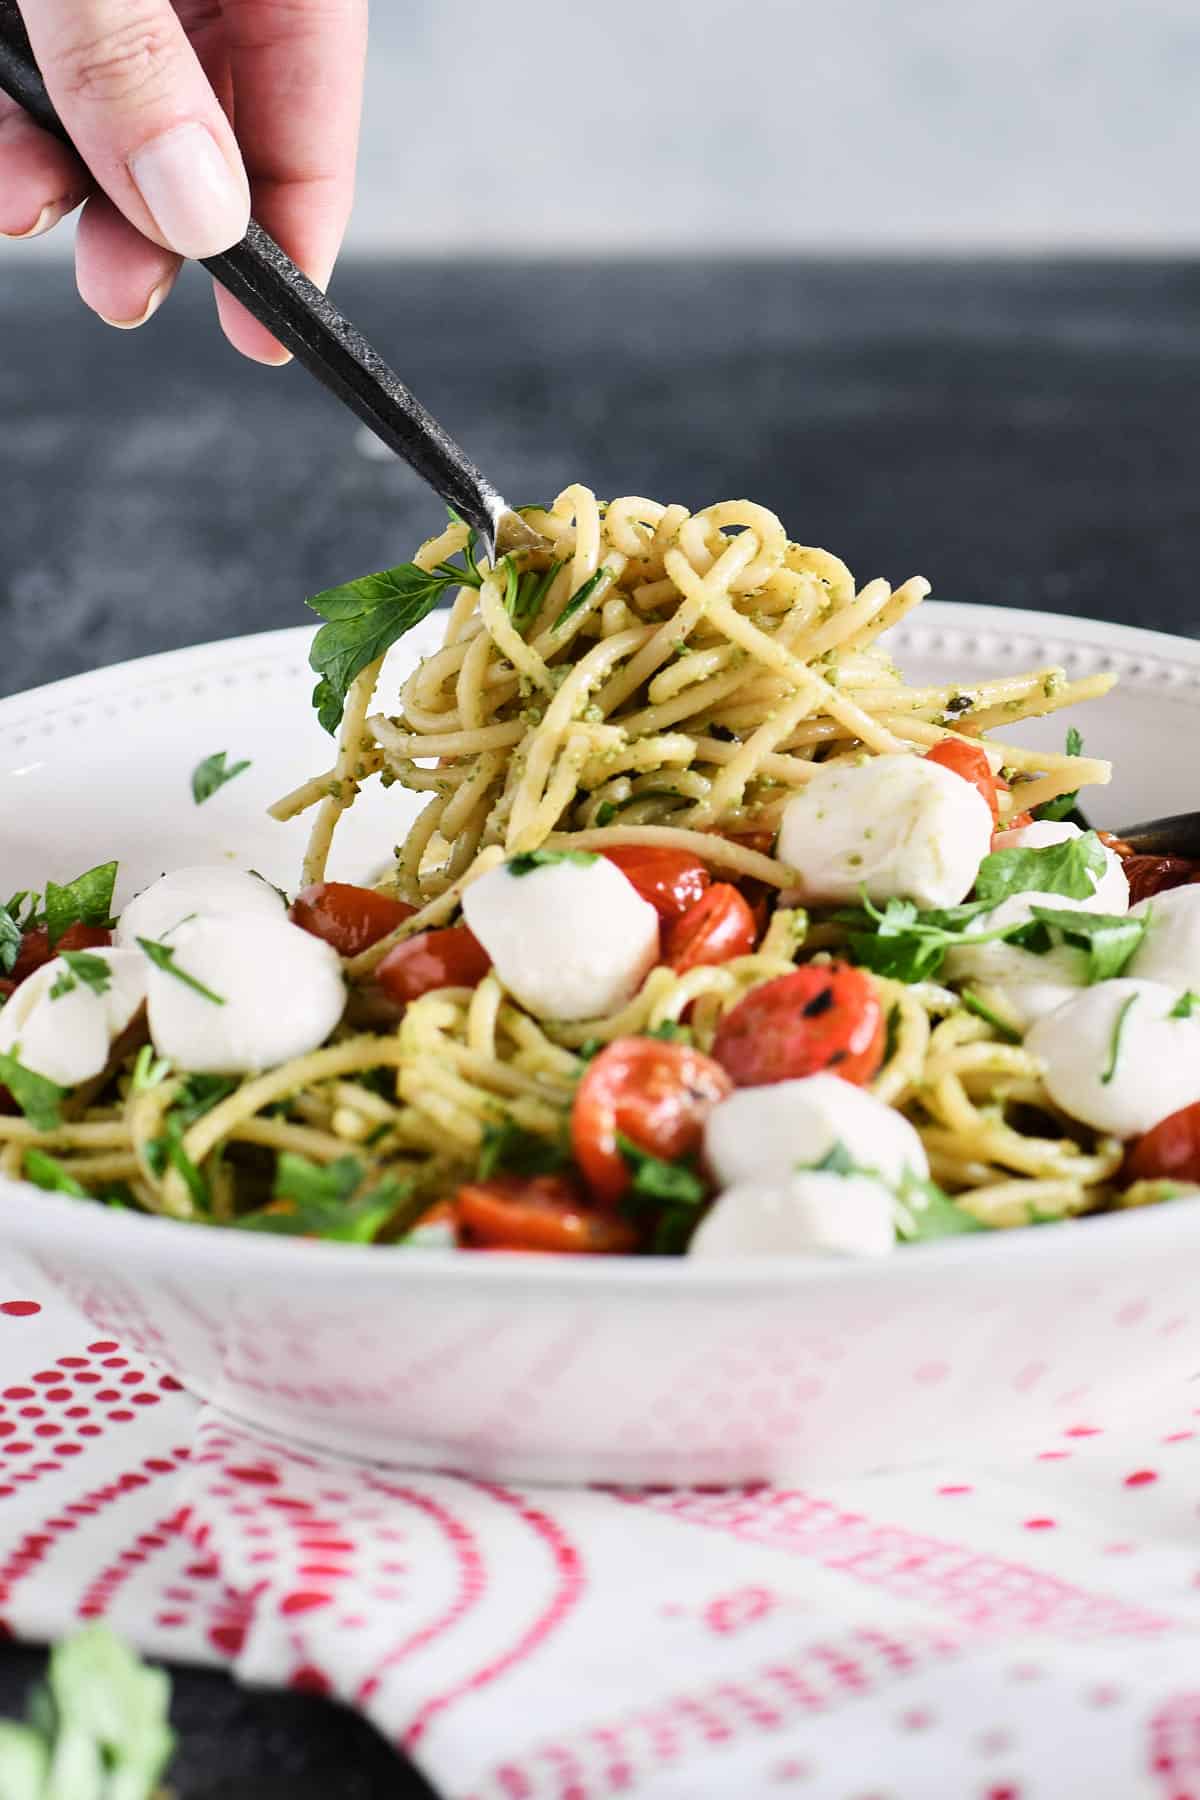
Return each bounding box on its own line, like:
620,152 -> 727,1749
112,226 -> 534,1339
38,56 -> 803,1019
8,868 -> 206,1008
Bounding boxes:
0,0 -> 540,564
1108,812 -> 1200,859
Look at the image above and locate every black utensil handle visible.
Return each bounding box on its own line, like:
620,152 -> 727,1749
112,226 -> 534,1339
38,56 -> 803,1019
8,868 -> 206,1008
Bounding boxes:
0,0 -> 504,547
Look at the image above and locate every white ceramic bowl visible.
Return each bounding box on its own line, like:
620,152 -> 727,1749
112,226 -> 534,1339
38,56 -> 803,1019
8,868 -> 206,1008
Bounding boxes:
2,606 -> 1199,1485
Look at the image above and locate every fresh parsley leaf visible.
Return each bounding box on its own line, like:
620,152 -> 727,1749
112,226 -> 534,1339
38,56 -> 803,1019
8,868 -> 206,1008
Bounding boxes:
893,1167 -> 984,1241
191,751 -> 251,805
478,1117 -> 569,1181
130,1045 -> 170,1091
809,1139 -> 862,1176
1034,726 -> 1085,822
43,862 -> 118,949
509,559 -> 564,632
1102,992 -> 1139,1085
507,848 -> 600,877
0,1050 -> 65,1130
49,950 -> 112,1001
137,938 -> 225,1005
144,1119 -> 210,1211
1025,906 -> 1147,983
575,1038 -> 603,1064
593,801 -> 617,827
1170,990 -> 1200,1019
14,1625 -> 175,1800
169,1074 -> 239,1131
975,831 -> 1106,906
553,565 -> 611,631
234,1151 -> 409,1242
0,903 -> 20,976
23,1148 -> 90,1197
617,1133 -> 707,1206
307,559 -> 476,735
960,989 -> 1022,1042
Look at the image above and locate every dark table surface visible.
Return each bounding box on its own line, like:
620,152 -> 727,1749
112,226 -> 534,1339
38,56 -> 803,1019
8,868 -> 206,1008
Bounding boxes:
2,255 -> 1200,1791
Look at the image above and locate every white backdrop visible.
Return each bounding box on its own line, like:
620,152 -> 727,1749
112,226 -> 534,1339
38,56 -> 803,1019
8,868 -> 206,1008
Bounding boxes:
7,0 -> 1200,254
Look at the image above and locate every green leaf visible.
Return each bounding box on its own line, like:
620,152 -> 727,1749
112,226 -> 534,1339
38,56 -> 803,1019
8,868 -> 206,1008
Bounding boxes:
0,1050 -> 65,1130
33,1624 -> 176,1800
234,1151 -> 408,1242
478,1118 -> 569,1181
975,831 -> 1106,906
960,989 -> 1022,1042
809,1139 -> 861,1176
553,566 -> 611,631
1026,905 -> 1147,983
191,750 -> 251,805
130,1045 -> 170,1092
593,801 -> 617,827
137,938 -> 226,1006
144,1120 -> 209,1211
893,1168 -> 984,1241
169,1074 -> 240,1132
23,1148 -> 90,1198
49,950 -> 112,1002
0,903 -> 20,977
307,561 -> 470,735
617,1133 -> 707,1206
1170,990 -> 1200,1019
646,1021 -> 694,1046
510,559 -> 564,632
1102,991 -> 1139,1085
507,848 -> 600,877
43,862 -> 118,949
1034,726 -> 1085,822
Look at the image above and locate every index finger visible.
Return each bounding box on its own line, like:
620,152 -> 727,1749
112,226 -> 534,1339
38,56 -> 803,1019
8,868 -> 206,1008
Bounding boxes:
214,0 -> 368,364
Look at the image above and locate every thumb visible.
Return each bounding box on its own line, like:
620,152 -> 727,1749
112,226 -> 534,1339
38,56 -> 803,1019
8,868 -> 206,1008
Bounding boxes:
20,0 -> 249,258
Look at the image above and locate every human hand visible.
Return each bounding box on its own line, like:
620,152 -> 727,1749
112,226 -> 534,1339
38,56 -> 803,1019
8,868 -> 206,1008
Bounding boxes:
0,0 -> 368,363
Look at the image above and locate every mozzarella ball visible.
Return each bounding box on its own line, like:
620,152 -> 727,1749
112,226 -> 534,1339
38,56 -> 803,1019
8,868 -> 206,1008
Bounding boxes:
1025,978 -> 1200,1138
146,915 -> 345,1074
115,865 -> 286,948
461,854 -> 660,1021
944,891 -> 1091,1027
1128,883 -> 1200,989
690,1169 -> 896,1259
777,755 -> 993,910
704,1072 -> 929,1189
0,949 -> 147,1087
991,820 -> 1128,913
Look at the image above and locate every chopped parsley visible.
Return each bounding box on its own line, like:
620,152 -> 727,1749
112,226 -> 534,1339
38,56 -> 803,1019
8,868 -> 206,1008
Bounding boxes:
234,1152 -> 412,1242
1101,992 -> 1139,1085
43,862 -> 118,949
507,558 -> 564,632
974,831 -> 1106,906
617,1133 -> 708,1253
137,938 -> 226,1005
22,1147 -> 90,1197
507,848 -> 599,877
893,1168 -> 984,1241
49,950 -> 113,1001
143,1120 -> 209,1211
960,989 -> 1022,1042
0,903 -> 20,976
0,1049 -> 66,1131
553,566 -> 611,631
477,1117 -> 568,1181
191,751 -> 251,805
1169,990 -> 1200,1019
646,1020 -> 694,1045
130,1045 -> 170,1091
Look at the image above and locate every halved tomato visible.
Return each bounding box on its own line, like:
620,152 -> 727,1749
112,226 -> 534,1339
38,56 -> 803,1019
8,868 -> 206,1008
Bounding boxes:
925,739 -> 999,822
455,1174 -> 638,1252
571,1036 -> 731,1205
601,846 -> 710,920
664,884 -> 757,973
290,882 -> 415,957
375,925 -> 491,1005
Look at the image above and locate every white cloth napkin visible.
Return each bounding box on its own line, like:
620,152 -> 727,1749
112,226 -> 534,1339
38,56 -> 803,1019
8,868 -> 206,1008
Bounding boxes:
2,1262 -> 1199,1800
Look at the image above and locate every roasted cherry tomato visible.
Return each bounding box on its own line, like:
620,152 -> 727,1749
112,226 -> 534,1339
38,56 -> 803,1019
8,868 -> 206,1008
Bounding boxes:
455,1173 -> 639,1253
571,1036 -> 732,1205
10,923 -> 112,989
1120,855 -> 1200,907
1125,1100 -> 1200,1187
375,925 -> 491,1006
712,963 -> 887,1089
290,882 -> 415,958
925,739 -> 999,823
600,846 -> 710,921
664,883 -> 758,973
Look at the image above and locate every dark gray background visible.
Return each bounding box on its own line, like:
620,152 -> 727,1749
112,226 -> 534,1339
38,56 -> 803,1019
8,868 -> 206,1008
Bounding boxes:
2,256 -> 1199,1792
4,258 -> 1200,700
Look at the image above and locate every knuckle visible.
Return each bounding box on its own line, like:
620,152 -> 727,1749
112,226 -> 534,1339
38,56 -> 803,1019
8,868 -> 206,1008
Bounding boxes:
53,9 -> 182,108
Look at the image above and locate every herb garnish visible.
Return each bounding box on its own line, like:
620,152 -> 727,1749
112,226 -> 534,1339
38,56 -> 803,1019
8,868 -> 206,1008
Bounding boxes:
1101,992 -> 1139,1084
960,989 -> 1022,1042
893,1167 -> 984,1241
44,862 -> 118,948
1035,726 -> 1085,822
617,1132 -> 708,1253
0,1049 -> 66,1130
23,1147 -> 90,1197
0,904 -> 20,976
553,566 -> 611,631
49,949 -> 113,1001
507,559 -> 564,632
974,831 -> 1106,906
234,1152 -> 411,1242
307,529 -> 485,734
191,751 -> 251,805
137,938 -> 226,1006
478,1117 -> 569,1181
507,848 -> 599,877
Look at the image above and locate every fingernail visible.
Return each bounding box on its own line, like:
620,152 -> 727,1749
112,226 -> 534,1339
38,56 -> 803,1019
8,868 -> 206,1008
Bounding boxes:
99,279 -> 172,331
3,196 -> 73,240
128,122 -> 249,258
